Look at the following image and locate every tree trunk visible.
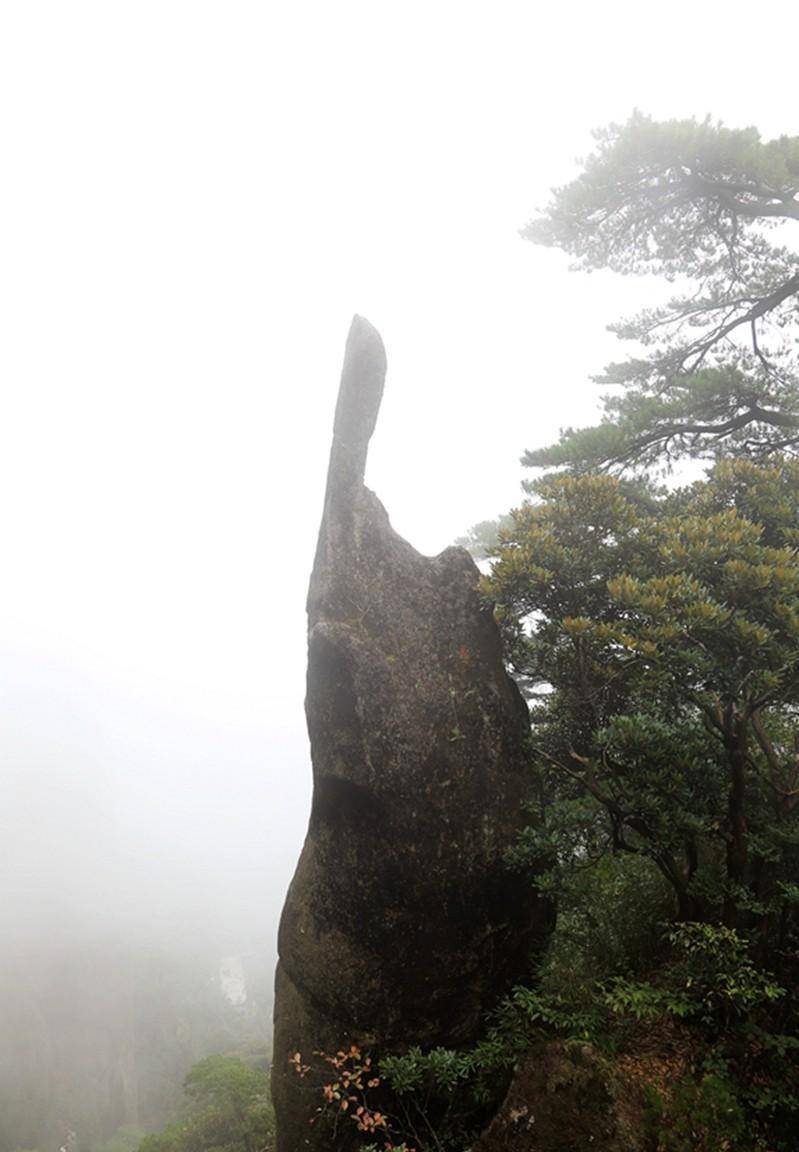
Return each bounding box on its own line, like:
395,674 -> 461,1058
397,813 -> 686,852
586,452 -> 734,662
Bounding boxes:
723,716 -> 749,929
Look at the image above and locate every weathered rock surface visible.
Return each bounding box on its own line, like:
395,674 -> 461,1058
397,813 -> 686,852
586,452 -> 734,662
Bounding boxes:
473,1042 -> 650,1152
272,316 -> 552,1151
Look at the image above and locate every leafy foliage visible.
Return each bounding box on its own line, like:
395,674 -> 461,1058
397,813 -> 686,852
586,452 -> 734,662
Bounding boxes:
370,909 -> 798,1149
605,924 -> 785,1028
288,1045 -> 401,1149
137,1056 -> 273,1152
645,1063 -> 749,1152
464,456 -> 799,1149
453,513 -> 516,560
522,112 -> 799,471
489,460 -> 799,942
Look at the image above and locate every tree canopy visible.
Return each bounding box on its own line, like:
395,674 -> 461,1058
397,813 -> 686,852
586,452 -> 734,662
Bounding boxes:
523,112 -> 799,471
483,458 -> 799,1147
489,460 -> 799,938
139,1056 -> 273,1152
440,112 -> 799,1152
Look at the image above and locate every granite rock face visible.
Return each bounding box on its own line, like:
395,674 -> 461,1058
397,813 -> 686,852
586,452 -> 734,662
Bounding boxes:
472,1043 -> 649,1152
272,317 -> 552,1151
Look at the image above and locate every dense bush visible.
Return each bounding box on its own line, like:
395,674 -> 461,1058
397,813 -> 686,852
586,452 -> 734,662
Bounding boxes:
137,1056 -> 273,1152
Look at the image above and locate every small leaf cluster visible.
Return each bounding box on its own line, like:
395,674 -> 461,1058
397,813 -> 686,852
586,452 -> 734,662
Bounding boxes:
290,1044 -> 414,1151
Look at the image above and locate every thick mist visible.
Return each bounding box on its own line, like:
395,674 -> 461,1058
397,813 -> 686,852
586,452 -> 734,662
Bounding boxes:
2,3 -> 795,1150
1,648 -> 307,1148
3,650 -> 307,956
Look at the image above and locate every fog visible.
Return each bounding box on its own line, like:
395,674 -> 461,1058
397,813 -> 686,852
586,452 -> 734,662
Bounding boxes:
1,1 -> 796,1147
4,651 -> 304,951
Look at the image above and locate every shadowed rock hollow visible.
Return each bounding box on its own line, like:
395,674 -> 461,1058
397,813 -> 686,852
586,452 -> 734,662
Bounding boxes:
272,316 -> 552,1150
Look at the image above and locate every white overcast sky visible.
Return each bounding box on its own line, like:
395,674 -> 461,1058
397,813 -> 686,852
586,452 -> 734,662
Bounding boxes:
2,1 -> 797,956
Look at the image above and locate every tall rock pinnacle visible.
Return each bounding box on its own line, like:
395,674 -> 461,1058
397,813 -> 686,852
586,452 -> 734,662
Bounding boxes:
327,314 -> 386,492
272,317 -> 552,1151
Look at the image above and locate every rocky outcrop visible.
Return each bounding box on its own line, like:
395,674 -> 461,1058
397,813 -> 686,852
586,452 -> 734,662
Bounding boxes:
272,316 -> 552,1151
473,1043 -> 649,1152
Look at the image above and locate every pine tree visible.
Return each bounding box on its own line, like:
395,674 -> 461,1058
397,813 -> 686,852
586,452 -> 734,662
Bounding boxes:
524,113 -> 799,471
